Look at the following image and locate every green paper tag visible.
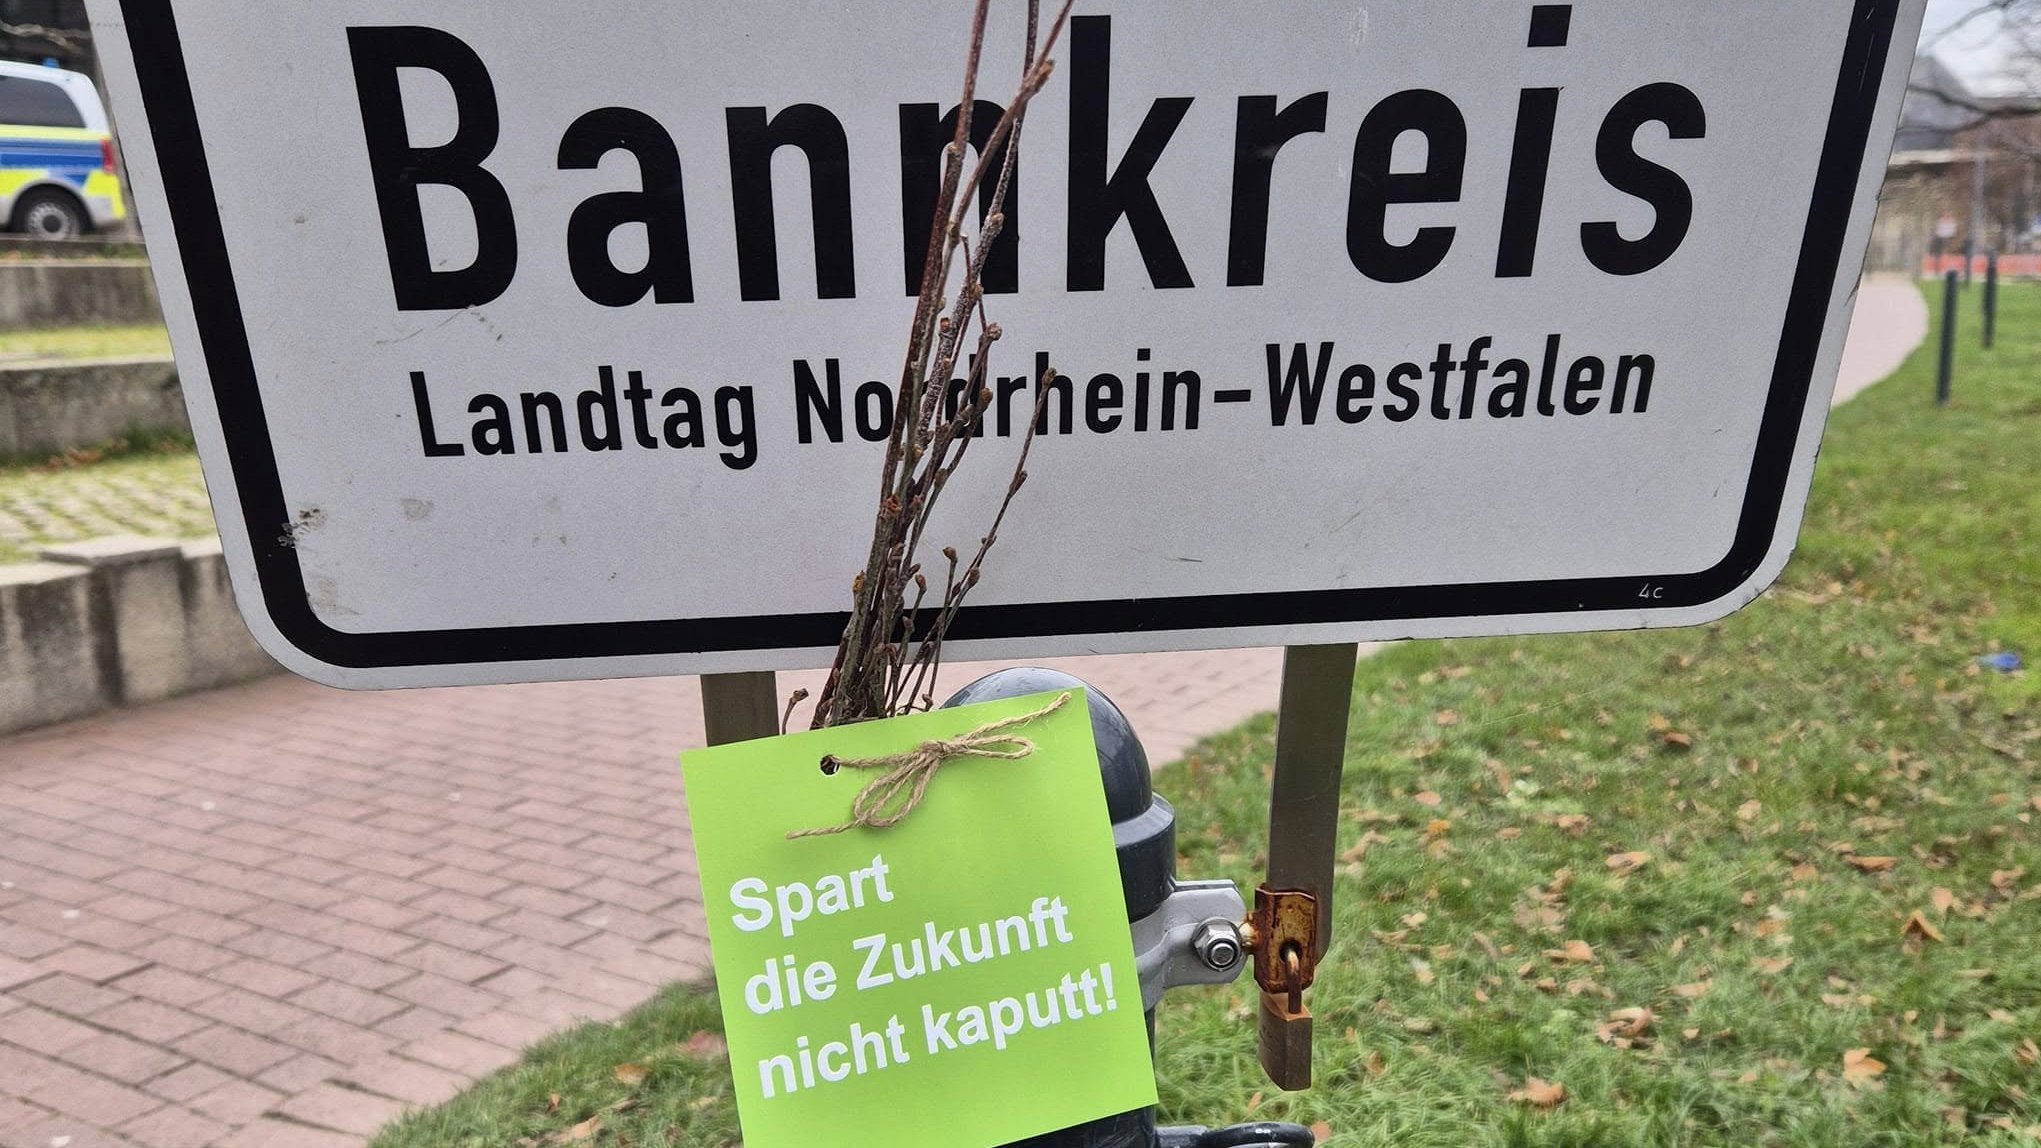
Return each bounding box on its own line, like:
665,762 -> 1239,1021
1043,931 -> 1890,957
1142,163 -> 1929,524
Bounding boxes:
680,688 -> 1157,1148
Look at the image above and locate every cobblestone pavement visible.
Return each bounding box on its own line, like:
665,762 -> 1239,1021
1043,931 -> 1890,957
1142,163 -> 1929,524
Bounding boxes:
0,453 -> 214,565
0,277 -> 1927,1145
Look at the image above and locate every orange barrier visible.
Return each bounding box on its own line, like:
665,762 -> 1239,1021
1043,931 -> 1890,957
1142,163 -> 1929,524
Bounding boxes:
1921,253 -> 2041,278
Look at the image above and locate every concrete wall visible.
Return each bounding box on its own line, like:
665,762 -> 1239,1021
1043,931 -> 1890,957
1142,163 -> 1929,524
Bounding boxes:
0,259 -> 162,330
0,536 -> 280,737
0,356 -> 187,456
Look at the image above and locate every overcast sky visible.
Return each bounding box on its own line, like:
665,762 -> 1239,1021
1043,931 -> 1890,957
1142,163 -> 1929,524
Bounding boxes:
1922,0 -> 2023,89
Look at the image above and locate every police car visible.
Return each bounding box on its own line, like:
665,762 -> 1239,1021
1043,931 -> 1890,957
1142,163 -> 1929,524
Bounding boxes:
0,60 -> 124,239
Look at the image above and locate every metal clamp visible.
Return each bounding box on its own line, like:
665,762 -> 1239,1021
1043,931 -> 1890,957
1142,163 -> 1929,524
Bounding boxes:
1129,879 -> 1248,1011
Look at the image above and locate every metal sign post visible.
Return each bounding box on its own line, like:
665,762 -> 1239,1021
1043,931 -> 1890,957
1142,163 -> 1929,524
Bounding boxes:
700,671 -> 781,746
1250,644 -> 1359,1090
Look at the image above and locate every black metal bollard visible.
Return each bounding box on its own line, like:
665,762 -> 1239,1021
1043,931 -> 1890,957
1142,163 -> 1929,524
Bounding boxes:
1984,254 -> 1999,350
1938,271 -> 1958,407
945,669 -> 1313,1148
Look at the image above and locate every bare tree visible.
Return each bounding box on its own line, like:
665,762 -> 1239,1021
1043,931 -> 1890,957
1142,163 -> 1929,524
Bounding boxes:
1916,2 -> 2041,116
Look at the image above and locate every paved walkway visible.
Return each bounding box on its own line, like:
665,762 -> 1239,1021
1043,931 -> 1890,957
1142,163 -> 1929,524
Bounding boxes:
1835,275 -> 1928,404
0,278 -> 1928,1147
0,653 -> 1285,1148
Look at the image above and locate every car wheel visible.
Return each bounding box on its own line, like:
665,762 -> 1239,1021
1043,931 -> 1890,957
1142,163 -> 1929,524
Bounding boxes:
14,190 -> 87,240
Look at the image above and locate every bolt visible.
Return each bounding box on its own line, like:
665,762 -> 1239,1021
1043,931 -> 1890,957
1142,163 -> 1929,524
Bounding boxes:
1191,918 -> 1244,972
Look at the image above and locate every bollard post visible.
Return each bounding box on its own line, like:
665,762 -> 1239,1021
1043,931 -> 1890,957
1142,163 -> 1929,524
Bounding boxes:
1984,254 -> 1999,350
1938,271 -> 1958,407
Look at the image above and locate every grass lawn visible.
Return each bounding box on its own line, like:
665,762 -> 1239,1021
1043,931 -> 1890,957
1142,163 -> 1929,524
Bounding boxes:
0,322 -> 170,361
372,282 -> 2038,1148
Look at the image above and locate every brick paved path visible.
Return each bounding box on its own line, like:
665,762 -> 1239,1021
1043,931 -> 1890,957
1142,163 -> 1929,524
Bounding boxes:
0,651 -> 1284,1147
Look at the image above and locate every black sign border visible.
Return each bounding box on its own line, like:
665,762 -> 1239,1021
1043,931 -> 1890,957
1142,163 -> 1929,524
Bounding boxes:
121,0 -> 1903,672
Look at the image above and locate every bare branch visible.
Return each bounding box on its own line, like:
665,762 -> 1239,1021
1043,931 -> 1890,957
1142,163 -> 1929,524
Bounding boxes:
811,0 -> 1075,729
1907,81 -> 2041,123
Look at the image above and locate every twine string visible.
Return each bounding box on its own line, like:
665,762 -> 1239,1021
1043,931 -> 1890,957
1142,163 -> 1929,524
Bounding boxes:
787,691 -> 1073,839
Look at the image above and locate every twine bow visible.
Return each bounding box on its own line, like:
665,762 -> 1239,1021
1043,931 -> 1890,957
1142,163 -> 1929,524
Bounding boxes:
788,692 -> 1073,839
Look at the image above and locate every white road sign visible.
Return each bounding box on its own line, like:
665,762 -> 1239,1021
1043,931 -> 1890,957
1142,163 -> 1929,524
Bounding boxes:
89,0 -> 1927,688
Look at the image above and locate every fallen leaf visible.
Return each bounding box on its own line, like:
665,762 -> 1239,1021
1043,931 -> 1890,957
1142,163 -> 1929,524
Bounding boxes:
1842,1048 -> 1886,1088
1555,813 -> 1591,837
1364,1049 -> 1386,1077
1433,711 -> 1460,728
1339,830 -> 1390,864
546,1093 -> 561,1114
1311,1120 -> 1332,1143
613,1062 -> 647,1086
1545,939 -> 1596,964
1661,731 -> 1694,750
678,1031 -> 728,1060
553,1116 -> 603,1145
2018,1039 -> 2040,1067
1738,800 -> 1763,823
1411,958 -> 1436,986
1902,911 -> 1945,943
1414,790 -> 1443,807
1607,852 -> 1653,875
1931,888 -> 1958,914
1672,981 -> 1713,999
1847,855 -> 1897,873
1752,956 -> 1794,976
1993,868 -> 2026,892
1508,1077 -> 1567,1108
1596,1006 -> 1656,1046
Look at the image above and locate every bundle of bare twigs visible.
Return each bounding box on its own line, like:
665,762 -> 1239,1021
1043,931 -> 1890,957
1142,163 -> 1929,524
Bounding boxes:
803,0 -> 1076,730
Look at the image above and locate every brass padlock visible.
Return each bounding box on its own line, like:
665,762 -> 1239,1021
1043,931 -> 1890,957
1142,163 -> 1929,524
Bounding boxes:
1257,944 -> 1314,1089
